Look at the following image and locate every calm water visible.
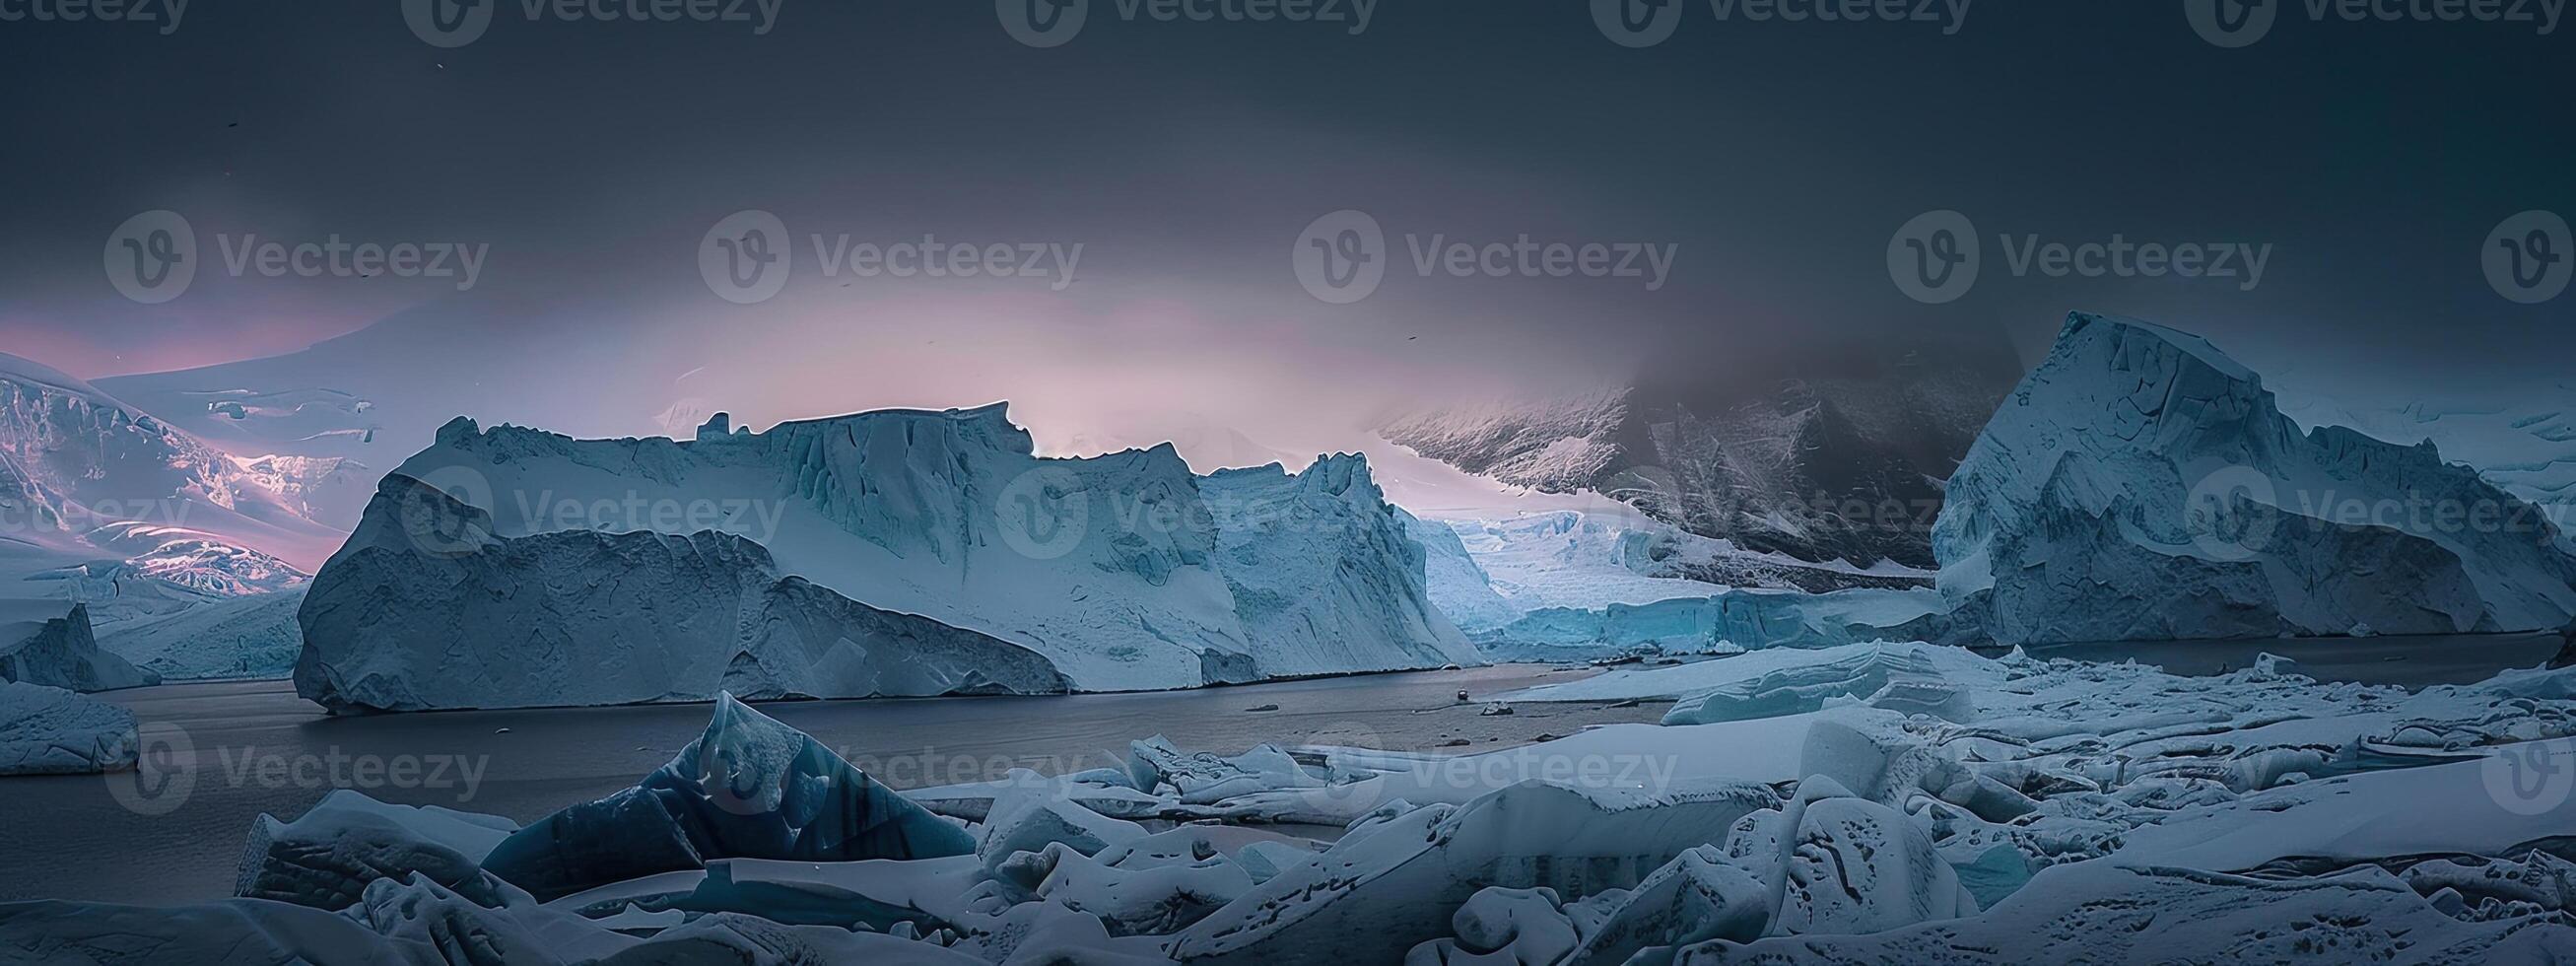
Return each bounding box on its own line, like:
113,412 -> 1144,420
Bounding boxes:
0,664 -> 1649,905
3,633 -> 2554,907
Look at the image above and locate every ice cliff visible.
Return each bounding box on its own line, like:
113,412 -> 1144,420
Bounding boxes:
296,405 -> 1477,710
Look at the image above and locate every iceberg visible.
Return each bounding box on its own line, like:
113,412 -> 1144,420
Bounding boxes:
1932,311 -> 2576,644
297,405 -> 1478,709
295,481 -> 1067,712
0,601 -> 154,692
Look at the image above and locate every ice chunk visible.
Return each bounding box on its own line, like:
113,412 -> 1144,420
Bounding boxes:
1560,846 -> 1767,966
1674,862 -> 2576,964
0,680 -> 137,775
1403,887 -> 1579,966
482,693 -> 975,901
235,790 -> 521,910
1167,778 -> 1776,964
1127,736 -> 1326,803
1722,779 -> 1978,936
592,912 -> 985,966
980,773 -> 1150,876
1023,841 -> 1257,935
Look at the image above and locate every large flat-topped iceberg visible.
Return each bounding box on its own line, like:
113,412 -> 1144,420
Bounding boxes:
296,404 -> 1476,710
1932,311 -> 2576,644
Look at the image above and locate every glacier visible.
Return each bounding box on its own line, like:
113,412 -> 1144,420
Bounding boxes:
295,404 -> 1478,710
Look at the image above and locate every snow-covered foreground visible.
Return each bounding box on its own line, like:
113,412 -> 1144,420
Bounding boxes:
9,647 -> 2576,963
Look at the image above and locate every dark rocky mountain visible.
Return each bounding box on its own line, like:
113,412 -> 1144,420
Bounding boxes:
1382,333 -> 2022,574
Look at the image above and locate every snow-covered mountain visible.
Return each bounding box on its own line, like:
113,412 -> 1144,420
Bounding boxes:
1380,338 -> 2018,579
0,354 -> 343,683
0,353 -> 344,575
1933,311 -> 2576,644
295,405 -> 1480,710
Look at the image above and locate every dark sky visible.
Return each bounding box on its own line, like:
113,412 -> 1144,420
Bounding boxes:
2,1 -> 2569,443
